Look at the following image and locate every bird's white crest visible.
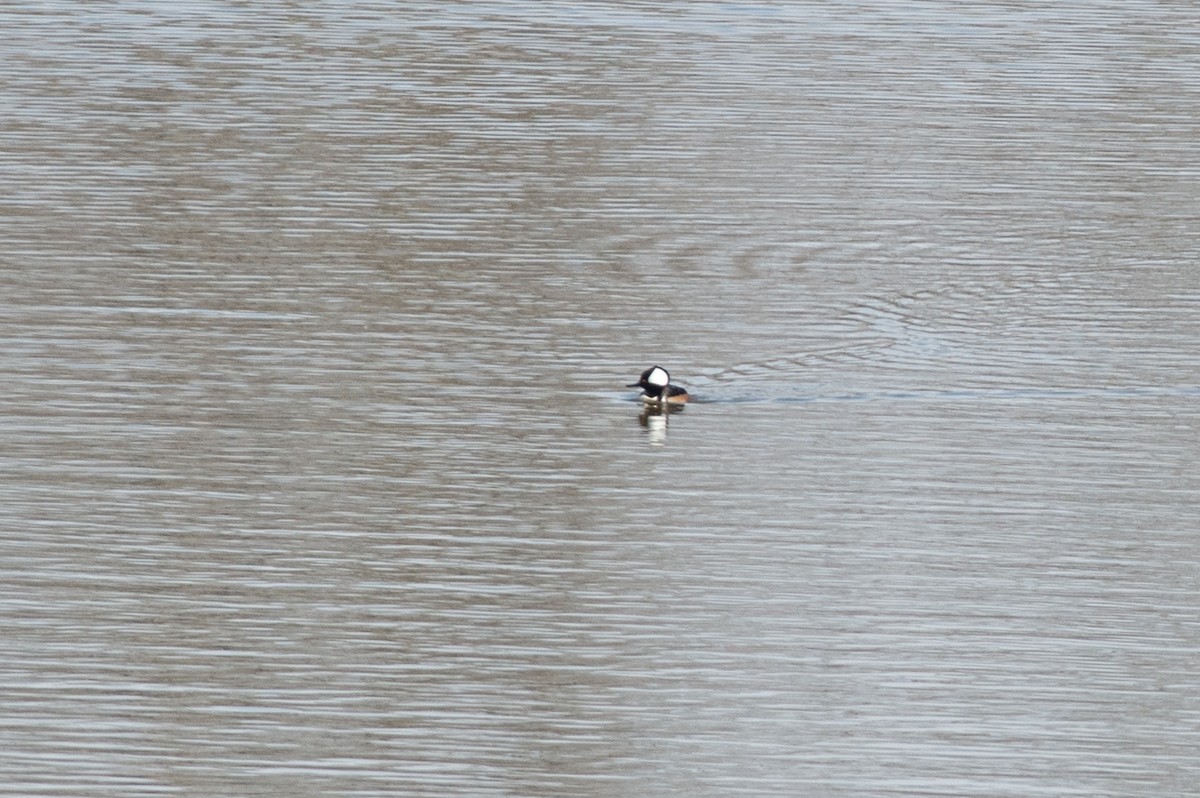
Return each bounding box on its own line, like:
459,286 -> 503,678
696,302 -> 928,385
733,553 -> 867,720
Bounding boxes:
647,366 -> 669,387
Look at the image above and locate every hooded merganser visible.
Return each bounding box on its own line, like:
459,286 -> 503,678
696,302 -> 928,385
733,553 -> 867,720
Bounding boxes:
627,365 -> 689,405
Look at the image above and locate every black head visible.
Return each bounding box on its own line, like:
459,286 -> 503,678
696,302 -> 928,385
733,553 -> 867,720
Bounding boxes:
626,365 -> 670,393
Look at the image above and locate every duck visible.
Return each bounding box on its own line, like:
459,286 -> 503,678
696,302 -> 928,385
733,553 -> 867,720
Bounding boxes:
627,365 -> 689,405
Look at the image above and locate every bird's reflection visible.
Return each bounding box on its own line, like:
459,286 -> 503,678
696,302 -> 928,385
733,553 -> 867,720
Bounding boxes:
637,403 -> 684,445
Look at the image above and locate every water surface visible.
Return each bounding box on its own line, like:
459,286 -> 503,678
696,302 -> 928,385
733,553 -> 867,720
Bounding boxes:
2,2 -> 1199,796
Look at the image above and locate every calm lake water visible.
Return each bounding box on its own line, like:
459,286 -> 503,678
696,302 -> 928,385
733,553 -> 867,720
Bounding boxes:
2,2 -> 1199,796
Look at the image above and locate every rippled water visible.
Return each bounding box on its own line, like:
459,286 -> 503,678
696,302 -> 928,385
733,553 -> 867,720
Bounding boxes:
2,2 -> 1199,796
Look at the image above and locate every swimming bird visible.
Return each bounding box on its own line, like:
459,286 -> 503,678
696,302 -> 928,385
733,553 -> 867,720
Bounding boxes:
627,365 -> 689,405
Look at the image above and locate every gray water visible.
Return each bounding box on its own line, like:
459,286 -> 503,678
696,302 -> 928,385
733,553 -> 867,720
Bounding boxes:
2,2 -> 1199,796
